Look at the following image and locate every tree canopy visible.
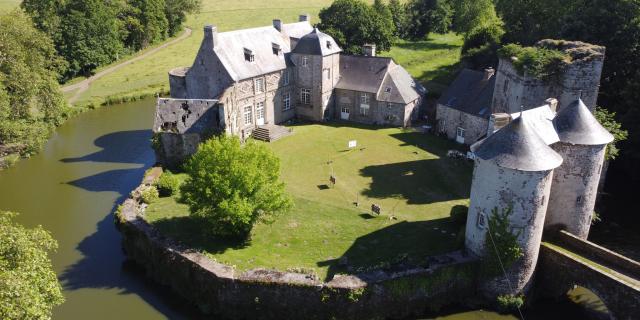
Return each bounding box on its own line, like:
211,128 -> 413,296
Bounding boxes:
318,0 -> 394,54
405,0 -> 453,39
180,136 -> 292,239
0,10 -> 67,156
0,211 -> 64,320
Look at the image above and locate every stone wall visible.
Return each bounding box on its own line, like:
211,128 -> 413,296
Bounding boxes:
334,89 -> 412,127
435,104 -> 488,145
116,176 -> 480,319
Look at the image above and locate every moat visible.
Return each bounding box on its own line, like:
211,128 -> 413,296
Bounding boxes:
0,97 -> 609,319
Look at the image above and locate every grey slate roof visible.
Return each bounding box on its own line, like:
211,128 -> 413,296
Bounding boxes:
214,25 -> 293,81
336,55 -> 424,104
471,114 -> 563,171
291,28 -> 342,56
510,105 -> 559,145
281,21 -> 313,40
437,69 -> 495,119
553,98 -> 614,145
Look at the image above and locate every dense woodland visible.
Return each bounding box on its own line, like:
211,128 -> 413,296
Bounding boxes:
320,0 -> 639,222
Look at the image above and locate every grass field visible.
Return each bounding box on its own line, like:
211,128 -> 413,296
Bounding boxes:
0,0 -> 19,12
145,123 -> 472,280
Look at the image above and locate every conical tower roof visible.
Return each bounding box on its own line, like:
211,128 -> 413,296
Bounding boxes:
291,28 -> 342,56
471,114 -> 563,171
553,99 -> 614,145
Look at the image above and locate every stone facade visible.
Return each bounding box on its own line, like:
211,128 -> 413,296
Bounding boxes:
465,158 -> 555,296
545,143 -> 607,238
335,89 -> 416,127
435,103 -> 488,144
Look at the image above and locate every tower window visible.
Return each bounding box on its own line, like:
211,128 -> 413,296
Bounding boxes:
283,92 -> 291,111
244,48 -> 255,62
477,212 -> 486,228
576,196 -> 582,204
326,40 -> 332,49
302,56 -> 308,66
301,88 -> 311,104
283,70 -> 289,85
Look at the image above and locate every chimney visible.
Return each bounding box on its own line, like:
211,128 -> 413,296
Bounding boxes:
299,14 -> 310,22
273,19 -> 282,32
487,113 -> 511,137
483,67 -> 495,81
204,25 -> 218,48
363,44 -> 376,57
545,98 -> 558,112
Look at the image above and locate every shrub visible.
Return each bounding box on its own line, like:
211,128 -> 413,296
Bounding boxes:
450,205 -> 469,225
496,294 -> 524,313
482,206 -> 523,277
181,135 -> 293,239
498,44 -> 568,80
155,171 -> 180,197
140,186 -> 159,204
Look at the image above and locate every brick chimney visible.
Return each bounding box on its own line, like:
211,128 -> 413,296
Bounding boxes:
273,19 -> 282,32
487,113 -> 511,137
363,44 -> 376,57
299,14 -> 310,22
483,67 -> 495,81
204,25 -> 218,48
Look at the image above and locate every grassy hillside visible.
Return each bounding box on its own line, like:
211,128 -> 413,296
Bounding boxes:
0,0 -> 19,12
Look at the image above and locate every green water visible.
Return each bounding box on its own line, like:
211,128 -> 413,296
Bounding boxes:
0,97 -> 604,319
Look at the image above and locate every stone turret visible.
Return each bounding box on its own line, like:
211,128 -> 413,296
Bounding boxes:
545,99 -> 613,238
492,40 -> 605,114
466,114 -> 563,297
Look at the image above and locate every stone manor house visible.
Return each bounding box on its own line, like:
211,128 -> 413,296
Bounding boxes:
155,15 -> 425,159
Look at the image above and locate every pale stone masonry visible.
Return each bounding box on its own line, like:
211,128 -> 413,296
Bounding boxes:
160,15 -> 425,143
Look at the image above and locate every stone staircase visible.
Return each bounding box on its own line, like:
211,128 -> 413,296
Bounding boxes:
252,124 -> 293,142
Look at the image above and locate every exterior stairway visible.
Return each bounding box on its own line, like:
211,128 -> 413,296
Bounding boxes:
252,124 -> 293,142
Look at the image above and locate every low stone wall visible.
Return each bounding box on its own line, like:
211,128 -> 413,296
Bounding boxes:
115,172 -> 479,319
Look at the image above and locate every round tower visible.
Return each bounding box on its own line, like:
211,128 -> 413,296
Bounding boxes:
545,99 -> 614,238
465,114 -> 563,297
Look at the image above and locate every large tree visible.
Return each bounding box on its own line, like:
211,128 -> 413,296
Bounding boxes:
388,0 -> 409,38
318,0 -> 395,54
180,136 -> 292,239
405,0 -> 453,40
0,211 -> 64,320
164,0 -> 201,36
0,10 -> 67,155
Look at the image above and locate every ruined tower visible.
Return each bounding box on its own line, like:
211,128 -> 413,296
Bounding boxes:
465,114 -> 563,296
545,99 -> 614,238
290,28 -> 341,121
492,40 -> 605,114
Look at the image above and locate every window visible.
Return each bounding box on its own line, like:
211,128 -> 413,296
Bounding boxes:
360,104 -> 369,116
256,102 -> 265,120
576,196 -> 582,204
301,88 -> 311,104
456,127 -> 465,138
244,48 -> 255,62
272,43 -> 281,55
302,56 -> 308,66
540,195 -> 545,206
477,212 -> 486,228
341,106 -> 350,113
324,68 -> 331,80
283,92 -> 291,111
385,87 -> 391,93
360,93 -> 370,105
283,70 -> 289,85
326,40 -> 332,49
386,102 -> 393,109
255,78 -> 264,93
244,106 -> 253,125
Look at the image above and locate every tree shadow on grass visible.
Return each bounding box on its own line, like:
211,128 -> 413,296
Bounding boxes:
394,39 -> 461,52
317,218 -> 463,281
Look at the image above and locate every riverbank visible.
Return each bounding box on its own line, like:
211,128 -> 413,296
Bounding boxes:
116,167 -> 481,319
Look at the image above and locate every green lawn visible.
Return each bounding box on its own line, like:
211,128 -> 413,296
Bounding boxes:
145,123 -> 472,280
0,0 -> 19,12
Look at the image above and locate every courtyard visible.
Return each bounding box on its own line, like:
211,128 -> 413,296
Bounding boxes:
145,123 -> 473,280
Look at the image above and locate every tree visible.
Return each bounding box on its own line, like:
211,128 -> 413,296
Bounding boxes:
0,10 -> 67,155
0,211 -> 64,319
460,18 -> 505,69
388,0 -> 409,38
20,0 -> 65,41
57,0 -> 124,78
318,0 -> 395,54
451,0 -> 501,36
121,0 -> 169,50
164,0 -> 201,36
594,107 -> 628,160
180,136 -> 292,239
405,0 -> 453,40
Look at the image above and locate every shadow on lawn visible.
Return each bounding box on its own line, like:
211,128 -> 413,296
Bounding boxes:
318,217 -> 464,281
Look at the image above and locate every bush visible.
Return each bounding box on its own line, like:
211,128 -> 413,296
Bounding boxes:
496,294 -> 524,313
140,186 -> 159,204
155,171 -> 180,197
498,44 -> 568,80
450,205 -> 469,225
181,135 -> 293,239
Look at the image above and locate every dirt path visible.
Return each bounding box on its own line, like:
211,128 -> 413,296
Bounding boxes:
62,27 -> 193,104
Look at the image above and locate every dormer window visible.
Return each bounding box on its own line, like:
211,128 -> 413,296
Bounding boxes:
326,40 -> 332,49
272,43 -> 281,55
244,48 -> 255,62
385,87 -> 391,93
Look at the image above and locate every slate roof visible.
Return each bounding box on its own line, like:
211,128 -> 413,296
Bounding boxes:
336,55 -> 424,104
213,25 -> 295,81
437,69 -> 496,119
291,28 -> 342,56
281,21 -> 313,40
471,114 -> 563,172
510,105 -> 559,145
553,98 -> 614,145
